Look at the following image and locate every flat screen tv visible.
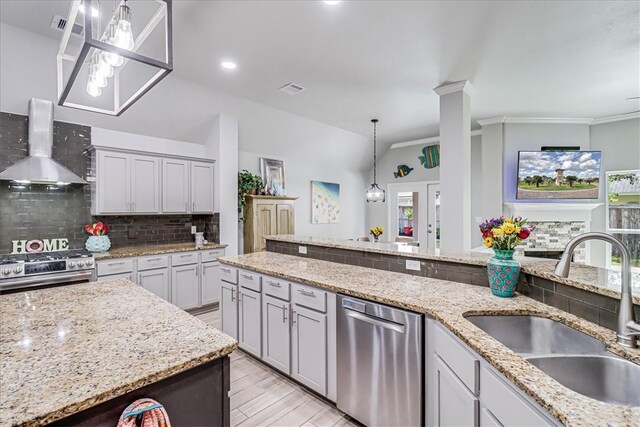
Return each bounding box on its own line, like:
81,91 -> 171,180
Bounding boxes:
517,151 -> 602,200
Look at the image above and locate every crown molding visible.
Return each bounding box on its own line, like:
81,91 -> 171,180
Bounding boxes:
591,111 -> 640,125
390,129 -> 482,150
503,117 -> 593,124
477,116 -> 507,126
433,80 -> 476,96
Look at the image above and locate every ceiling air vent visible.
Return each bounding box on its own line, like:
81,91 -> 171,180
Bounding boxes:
51,15 -> 84,37
279,83 -> 306,95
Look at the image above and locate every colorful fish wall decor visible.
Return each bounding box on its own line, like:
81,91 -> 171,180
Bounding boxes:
394,165 -> 414,178
419,144 -> 440,169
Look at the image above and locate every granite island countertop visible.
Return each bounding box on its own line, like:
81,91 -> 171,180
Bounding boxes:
220,251 -> 640,427
266,235 -> 640,304
93,242 -> 227,260
0,279 -> 237,427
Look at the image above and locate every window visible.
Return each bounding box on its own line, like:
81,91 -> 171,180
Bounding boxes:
606,170 -> 640,270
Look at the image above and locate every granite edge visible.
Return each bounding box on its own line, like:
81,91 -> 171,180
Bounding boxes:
93,243 -> 228,260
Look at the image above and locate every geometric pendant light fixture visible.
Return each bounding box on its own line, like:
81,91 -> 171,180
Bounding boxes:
365,118 -> 385,202
57,0 -> 173,116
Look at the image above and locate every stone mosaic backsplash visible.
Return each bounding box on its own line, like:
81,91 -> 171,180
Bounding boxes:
0,111 -> 218,253
519,221 -> 586,262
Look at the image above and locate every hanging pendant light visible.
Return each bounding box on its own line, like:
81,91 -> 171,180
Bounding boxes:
57,0 -> 173,116
366,119 -> 385,203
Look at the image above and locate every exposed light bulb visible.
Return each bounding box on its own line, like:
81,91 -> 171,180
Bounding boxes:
113,4 -> 135,50
86,81 -> 102,97
105,23 -> 125,66
88,65 -> 108,88
221,61 -> 237,70
78,4 -> 100,17
95,54 -> 114,78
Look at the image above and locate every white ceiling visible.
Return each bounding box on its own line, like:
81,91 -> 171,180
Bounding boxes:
1,0 -> 639,148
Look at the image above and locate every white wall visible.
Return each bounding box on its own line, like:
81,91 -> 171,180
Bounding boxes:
366,135 -> 483,247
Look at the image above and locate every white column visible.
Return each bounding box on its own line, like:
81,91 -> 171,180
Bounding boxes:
477,116 -> 505,220
434,81 -> 474,252
205,114 -> 239,255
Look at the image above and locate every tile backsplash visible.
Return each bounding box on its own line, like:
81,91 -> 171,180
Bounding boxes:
518,221 -> 586,262
0,111 -> 218,253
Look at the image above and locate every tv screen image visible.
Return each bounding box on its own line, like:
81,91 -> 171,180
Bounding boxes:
517,151 -> 602,200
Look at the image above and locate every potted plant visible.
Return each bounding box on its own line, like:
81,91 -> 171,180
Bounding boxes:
85,221 -> 111,253
370,226 -> 384,243
479,216 -> 533,297
238,170 -> 264,219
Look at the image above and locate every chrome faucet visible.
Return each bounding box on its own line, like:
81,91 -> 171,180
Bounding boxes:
555,232 -> 640,348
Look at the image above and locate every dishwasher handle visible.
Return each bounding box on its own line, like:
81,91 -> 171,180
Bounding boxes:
344,308 -> 406,334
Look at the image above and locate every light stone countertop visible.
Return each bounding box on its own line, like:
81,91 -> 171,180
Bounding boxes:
93,242 -> 227,260
220,251 -> 640,427
266,235 -> 640,304
0,279 -> 237,427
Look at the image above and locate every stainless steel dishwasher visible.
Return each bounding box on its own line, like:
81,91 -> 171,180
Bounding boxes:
337,294 -> 423,426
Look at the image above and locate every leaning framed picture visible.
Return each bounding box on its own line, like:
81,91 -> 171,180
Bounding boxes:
260,158 -> 286,196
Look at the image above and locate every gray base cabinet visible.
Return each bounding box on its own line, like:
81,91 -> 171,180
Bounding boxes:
262,295 -> 291,372
291,305 -> 327,396
201,262 -> 220,305
220,282 -> 238,340
138,268 -> 170,301
172,264 -> 199,310
239,287 -> 262,357
426,318 -> 559,427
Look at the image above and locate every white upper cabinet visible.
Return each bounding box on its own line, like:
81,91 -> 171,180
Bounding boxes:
131,155 -> 160,213
191,161 -> 214,213
92,148 -> 215,215
162,159 -> 190,213
97,151 -> 130,213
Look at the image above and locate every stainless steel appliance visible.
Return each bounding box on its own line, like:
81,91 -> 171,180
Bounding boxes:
337,294 -> 423,426
0,250 -> 95,294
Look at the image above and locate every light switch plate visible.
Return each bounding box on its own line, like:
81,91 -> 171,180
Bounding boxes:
406,260 -> 421,271
191,226 -> 197,234
299,246 -> 308,254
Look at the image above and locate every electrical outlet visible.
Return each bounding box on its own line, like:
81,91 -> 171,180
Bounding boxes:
406,260 -> 421,271
299,246 -> 308,254
191,226 -> 197,234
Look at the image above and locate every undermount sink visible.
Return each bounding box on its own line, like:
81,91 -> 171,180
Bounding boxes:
466,315 -> 640,407
527,355 -> 640,407
465,315 -> 606,356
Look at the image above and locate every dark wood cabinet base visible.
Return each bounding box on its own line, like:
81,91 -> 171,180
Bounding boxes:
51,356 -> 230,427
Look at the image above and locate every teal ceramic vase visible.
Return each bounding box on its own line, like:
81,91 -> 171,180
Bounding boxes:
86,235 -> 111,253
487,249 -> 520,298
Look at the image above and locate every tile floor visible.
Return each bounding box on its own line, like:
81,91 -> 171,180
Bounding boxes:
195,309 -> 357,427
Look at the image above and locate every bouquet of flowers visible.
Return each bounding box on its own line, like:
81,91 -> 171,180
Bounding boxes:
479,216 -> 532,250
370,226 -> 384,240
85,221 -> 109,236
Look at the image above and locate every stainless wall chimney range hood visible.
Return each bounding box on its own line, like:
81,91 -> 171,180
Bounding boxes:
0,99 -> 87,185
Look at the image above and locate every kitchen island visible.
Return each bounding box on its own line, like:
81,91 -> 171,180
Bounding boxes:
0,279 -> 236,427
219,251 -> 640,426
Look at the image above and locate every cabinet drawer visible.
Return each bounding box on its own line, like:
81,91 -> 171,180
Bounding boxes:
137,255 -> 169,271
220,265 -> 238,284
435,325 -> 479,395
201,249 -> 225,263
292,283 -> 326,313
263,276 -> 291,301
172,252 -> 198,266
480,366 -> 554,427
97,258 -> 134,276
239,270 -> 262,292
97,272 -> 134,281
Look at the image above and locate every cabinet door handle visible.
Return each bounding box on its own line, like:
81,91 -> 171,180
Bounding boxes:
267,280 -> 281,288
185,202 -> 187,211
192,202 -> 195,211
179,254 -> 192,258
231,288 -> 235,302
221,267 -> 231,273
202,266 -> 206,275
291,309 -> 296,326
297,289 -> 315,297
282,305 -> 288,323
146,257 -> 162,262
241,274 -> 253,280
109,261 -> 125,266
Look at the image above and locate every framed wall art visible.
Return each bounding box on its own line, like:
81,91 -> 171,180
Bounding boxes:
311,181 -> 340,224
260,158 -> 286,196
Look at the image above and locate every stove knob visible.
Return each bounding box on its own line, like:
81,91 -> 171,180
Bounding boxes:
1,268 -> 10,275
77,261 -> 85,268
13,266 -> 23,274
86,259 -> 94,267
68,261 -> 76,268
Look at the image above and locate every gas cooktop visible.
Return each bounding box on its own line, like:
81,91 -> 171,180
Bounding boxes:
0,249 -> 92,265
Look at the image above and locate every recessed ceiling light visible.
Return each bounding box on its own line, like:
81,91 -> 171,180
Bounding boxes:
221,61 -> 237,70
324,1 -> 341,5
78,4 -> 100,17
